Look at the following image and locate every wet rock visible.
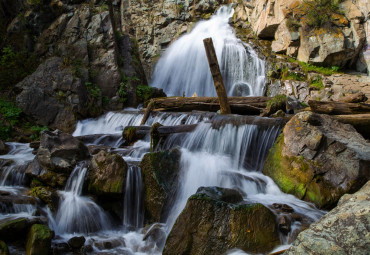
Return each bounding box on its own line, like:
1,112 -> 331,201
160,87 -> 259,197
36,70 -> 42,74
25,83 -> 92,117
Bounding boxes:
285,181 -> 370,255
88,150 -> 128,199
263,111 -> 370,209
0,240 -> 9,255
0,217 -> 45,242
277,215 -> 291,235
271,203 -> 294,213
52,242 -> 70,254
0,140 -> 8,155
26,224 -> 53,255
29,186 -> 59,212
143,223 -> 167,249
163,187 -> 279,255
37,130 -> 89,173
195,186 -> 244,204
68,236 -> 85,250
140,148 -> 181,223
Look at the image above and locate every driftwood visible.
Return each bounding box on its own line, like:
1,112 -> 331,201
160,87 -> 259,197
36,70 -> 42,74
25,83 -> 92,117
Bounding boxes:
332,114 -> 370,139
203,38 -> 231,114
308,100 -> 370,115
148,97 -> 269,114
338,92 -> 368,103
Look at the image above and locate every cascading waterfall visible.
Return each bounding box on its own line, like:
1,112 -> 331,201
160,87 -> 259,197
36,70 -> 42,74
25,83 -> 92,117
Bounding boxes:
163,122 -> 325,235
54,163 -> 111,234
150,5 -> 265,97
123,165 -> 144,230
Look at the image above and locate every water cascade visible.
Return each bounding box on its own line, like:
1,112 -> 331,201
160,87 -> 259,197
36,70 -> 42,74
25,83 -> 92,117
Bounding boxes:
123,165 -> 144,230
54,163 -> 111,234
150,6 -> 265,97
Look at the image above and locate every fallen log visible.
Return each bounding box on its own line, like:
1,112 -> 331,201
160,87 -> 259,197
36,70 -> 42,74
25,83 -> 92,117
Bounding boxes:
332,114 -> 370,139
308,100 -> 370,115
338,92 -> 368,103
149,96 -> 270,115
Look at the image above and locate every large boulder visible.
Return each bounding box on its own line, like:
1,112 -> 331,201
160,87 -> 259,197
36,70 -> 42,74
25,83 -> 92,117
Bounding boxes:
16,57 -> 93,133
0,217 -> 46,242
140,148 -> 181,223
284,181 -> 370,255
88,150 -> 128,199
163,186 -> 280,255
36,130 -> 89,173
263,111 -> 370,209
26,224 -> 53,255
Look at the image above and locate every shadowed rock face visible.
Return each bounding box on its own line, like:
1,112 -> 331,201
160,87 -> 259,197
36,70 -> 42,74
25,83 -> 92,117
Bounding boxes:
140,148 -> 181,223
263,111 -> 370,209
163,186 -> 280,255
284,180 -> 370,255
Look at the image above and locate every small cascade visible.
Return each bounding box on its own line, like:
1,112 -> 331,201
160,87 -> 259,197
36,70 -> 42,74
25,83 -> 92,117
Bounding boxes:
0,143 -> 34,186
150,5 -> 265,97
54,163 -> 111,234
123,165 -> 144,230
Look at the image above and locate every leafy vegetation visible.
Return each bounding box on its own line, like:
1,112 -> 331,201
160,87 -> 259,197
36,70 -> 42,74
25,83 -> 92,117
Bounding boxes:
0,46 -> 38,89
30,125 -> 49,140
299,61 -> 340,76
0,99 -> 22,140
267,95 -> 287,108
309,75 -> 325,90
137,85 -> 153,102
281,68 -> 306,81
286,17 -> 301,32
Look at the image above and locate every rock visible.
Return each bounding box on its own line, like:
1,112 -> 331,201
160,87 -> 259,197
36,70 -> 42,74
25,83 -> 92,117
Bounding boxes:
0,240 -> 9,255
0,217 -> 46,242
286,95 -> 304,113
29,186 -> 59,212
68,236 -> 86,250
26,224 -> 53,255
263,111 -> 370,209
163,187 -> 280,255
15,57 -> 92,132
284,181 -> 370,255
271,19 -> 300,54
88,150 -> 128,199
143,223 -> 167,249
195,186 -> 244,204
0,140 -> 8,155
37,130 -> 89,173
140,148 -> 181,223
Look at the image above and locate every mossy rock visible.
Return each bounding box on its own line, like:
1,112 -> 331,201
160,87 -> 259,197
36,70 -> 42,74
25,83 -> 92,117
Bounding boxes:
88,150 -> 128,199
0,218 -> 28,242
0,240 -> 9,255
140,148 -> 181,223
26,224 -> 53,255
263,112 -> 370,209
37,170 -> 68,189
163,190 -> 279,255
29,186 -> 59,212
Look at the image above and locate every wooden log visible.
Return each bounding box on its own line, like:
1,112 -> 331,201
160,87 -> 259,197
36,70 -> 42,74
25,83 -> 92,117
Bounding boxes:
308,100 -> 370,115
203,38 -> 231,114
338,92 -> 368,103
140,100 -> 154,125
332,114 -> 370,139
150,96 -> 269,114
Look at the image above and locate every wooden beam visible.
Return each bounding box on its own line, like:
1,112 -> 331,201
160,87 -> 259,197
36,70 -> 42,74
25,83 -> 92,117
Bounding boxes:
203,38 -> 231,114
308,100 -> 370,115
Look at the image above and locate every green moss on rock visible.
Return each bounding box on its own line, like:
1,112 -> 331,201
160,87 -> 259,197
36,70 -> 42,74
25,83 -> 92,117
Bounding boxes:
26,224 -> 53,255
0,240 -> 9,255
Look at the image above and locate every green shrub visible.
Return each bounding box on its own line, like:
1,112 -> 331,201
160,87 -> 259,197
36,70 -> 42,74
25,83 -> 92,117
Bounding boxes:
85,82 -> 101,99
0,46 -> 38,89
281,68 -> 306,81
267,94 -> 287,108
30,126 -> 49,140
137,85 -> 153,102
0,121 -> 10,140
309,75 -> 324,90
298,61 -> 339,76
286,17 -> 301,32
0,99 -> 22,125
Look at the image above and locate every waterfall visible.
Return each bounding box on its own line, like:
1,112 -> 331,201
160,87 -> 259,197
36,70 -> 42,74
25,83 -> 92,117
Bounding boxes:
54,163 -> 111,234
123,165 -> 144,230
0,143 -> 34,186
150,5 -> 265,97
164,122 -> 325,233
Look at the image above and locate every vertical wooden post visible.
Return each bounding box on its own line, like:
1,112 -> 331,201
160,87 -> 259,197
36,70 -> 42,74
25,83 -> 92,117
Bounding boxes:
203,37 -> 231,114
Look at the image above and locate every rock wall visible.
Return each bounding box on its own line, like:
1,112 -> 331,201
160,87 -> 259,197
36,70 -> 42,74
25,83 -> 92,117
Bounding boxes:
233,0 -> 370,74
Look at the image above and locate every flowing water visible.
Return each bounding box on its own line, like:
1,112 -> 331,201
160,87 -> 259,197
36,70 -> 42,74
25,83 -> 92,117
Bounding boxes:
150,6 -> 265,97
0,4 -> 326,255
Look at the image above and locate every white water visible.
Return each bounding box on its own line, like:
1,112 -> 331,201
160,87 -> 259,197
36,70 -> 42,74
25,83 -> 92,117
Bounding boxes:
150,5 -> 265,97
53,163 -> 111,234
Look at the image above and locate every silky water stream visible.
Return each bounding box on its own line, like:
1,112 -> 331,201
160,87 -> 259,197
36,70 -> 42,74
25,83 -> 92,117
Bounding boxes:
0,4 -> 326,255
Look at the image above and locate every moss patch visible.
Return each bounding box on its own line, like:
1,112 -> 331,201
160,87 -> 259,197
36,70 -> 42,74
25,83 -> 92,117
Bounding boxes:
26,224 -> 53,255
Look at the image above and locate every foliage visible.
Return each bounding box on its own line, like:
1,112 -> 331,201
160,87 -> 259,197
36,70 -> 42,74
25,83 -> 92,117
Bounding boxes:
137,85 -> 153,102
30,126 -> 49,140
267,95 -> 287,108
0,99 -> 22,125
281,68 -> 306,81
0,46 -> 38,89
0,121 -> 10,140
85,82 -> 102,99
299,61 -> 340,76
119,74 -> 139,104
295,0 -> 345,29
286,17 -> 301,32
309,75 -> 324,90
